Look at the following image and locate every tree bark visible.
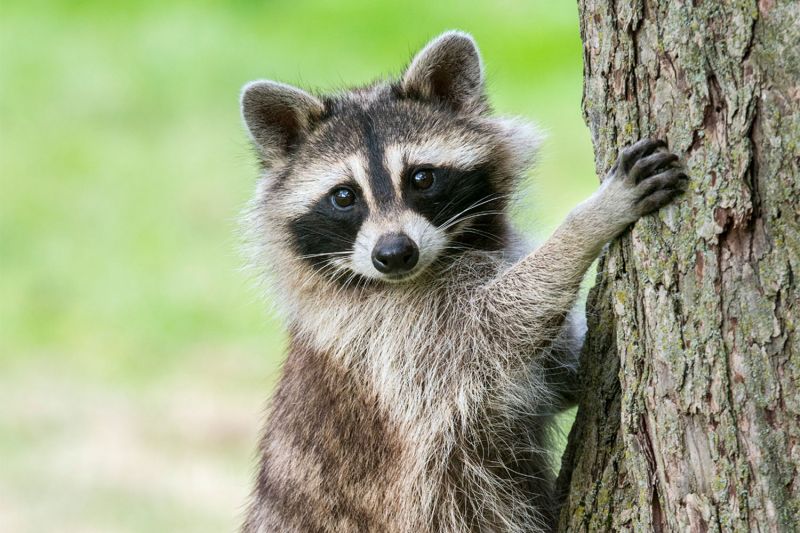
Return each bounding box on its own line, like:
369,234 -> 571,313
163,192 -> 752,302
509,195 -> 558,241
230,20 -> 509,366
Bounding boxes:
556,1 -> 800,531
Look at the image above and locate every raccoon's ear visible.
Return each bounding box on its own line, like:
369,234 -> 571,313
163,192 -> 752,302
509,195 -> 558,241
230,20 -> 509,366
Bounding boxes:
401,31 -> 485,113
240,80 -> 324,166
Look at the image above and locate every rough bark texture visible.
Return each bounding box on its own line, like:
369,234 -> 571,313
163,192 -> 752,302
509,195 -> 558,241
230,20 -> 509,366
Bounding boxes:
556,1 -> 799,531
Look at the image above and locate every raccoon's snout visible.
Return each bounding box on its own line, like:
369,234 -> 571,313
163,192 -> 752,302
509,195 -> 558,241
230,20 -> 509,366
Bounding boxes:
371,234 -> 419,275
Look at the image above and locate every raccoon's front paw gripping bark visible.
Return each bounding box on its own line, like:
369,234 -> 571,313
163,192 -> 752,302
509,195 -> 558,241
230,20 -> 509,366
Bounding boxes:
597,138 -> 688,231
610,138 -> 688,216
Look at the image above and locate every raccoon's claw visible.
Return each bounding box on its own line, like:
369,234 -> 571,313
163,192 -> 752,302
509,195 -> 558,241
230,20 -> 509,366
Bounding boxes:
588,139 -> 687,234
634,167 -> 689,214
630,152 -> 680,183
622,139 -> 687,216
617,138 -> 667,175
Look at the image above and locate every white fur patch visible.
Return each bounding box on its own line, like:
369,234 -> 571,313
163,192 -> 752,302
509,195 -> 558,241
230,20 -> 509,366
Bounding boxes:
346,153 -> 372,207
384,137 -> 490,175
348,211 -> 446,282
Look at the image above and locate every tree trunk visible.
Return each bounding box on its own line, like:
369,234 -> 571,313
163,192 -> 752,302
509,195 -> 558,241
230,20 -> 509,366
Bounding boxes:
556,1 -> 800,531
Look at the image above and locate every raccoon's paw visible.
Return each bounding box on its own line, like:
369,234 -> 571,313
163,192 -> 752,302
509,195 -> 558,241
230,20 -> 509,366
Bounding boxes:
599,138 -> 688,226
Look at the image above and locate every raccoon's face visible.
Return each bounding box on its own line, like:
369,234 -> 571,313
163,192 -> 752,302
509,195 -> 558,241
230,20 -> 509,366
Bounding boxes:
242,32 -> 539,285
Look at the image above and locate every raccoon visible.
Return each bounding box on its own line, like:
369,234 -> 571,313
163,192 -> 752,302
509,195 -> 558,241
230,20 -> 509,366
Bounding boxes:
238,31 -> 687,533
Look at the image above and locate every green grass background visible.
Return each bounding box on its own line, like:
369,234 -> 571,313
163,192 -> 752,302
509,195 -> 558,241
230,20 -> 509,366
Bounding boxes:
0,1 -> 595,531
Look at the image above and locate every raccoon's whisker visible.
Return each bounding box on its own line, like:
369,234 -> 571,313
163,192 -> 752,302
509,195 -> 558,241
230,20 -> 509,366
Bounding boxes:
299,251 -> 352,260
429,195 -> 463,225
288,226 -> 359,247
435,193 -> 511,230
302,259 -> 348,284
353,274 -> 370,293
298,233 -> 357,247
297,262 -> 333,291
444,192 -> 510,221
330,272 -> 352,297
444,211 -> 505,229
458,227 -> 506,244
440,210 -> 505,232
328,260 -> 364,297
344,271 -> 370,296
433,196 -> 491,229
434,199 -> 492,229
459,227 -> 502,239
294,259 -> 345,293
338,268 -> 360,292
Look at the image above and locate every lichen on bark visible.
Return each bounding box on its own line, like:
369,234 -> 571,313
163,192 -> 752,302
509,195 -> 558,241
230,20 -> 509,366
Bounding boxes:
557,1 -> 800,531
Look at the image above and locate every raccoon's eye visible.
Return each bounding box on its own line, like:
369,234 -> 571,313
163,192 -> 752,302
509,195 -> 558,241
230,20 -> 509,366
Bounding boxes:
412,169 -> 435,190
331,187 -> 356,209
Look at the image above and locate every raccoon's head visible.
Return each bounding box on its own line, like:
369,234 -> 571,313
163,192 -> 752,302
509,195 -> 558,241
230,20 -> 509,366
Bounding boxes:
242,31 -> 539,286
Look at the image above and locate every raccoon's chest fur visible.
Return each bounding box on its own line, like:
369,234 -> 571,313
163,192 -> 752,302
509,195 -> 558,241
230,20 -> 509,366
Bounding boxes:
244,252 -> 562,533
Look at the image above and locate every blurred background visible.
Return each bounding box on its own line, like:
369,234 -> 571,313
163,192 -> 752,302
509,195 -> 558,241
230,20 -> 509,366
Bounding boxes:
0,1 -> 595,531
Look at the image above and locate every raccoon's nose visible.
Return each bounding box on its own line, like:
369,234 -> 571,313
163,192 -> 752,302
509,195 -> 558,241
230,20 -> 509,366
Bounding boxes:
371,233 -> 419,275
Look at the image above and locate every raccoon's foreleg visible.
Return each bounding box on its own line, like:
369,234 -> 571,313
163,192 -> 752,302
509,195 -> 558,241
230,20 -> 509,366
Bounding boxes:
482,139 -> 687,358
